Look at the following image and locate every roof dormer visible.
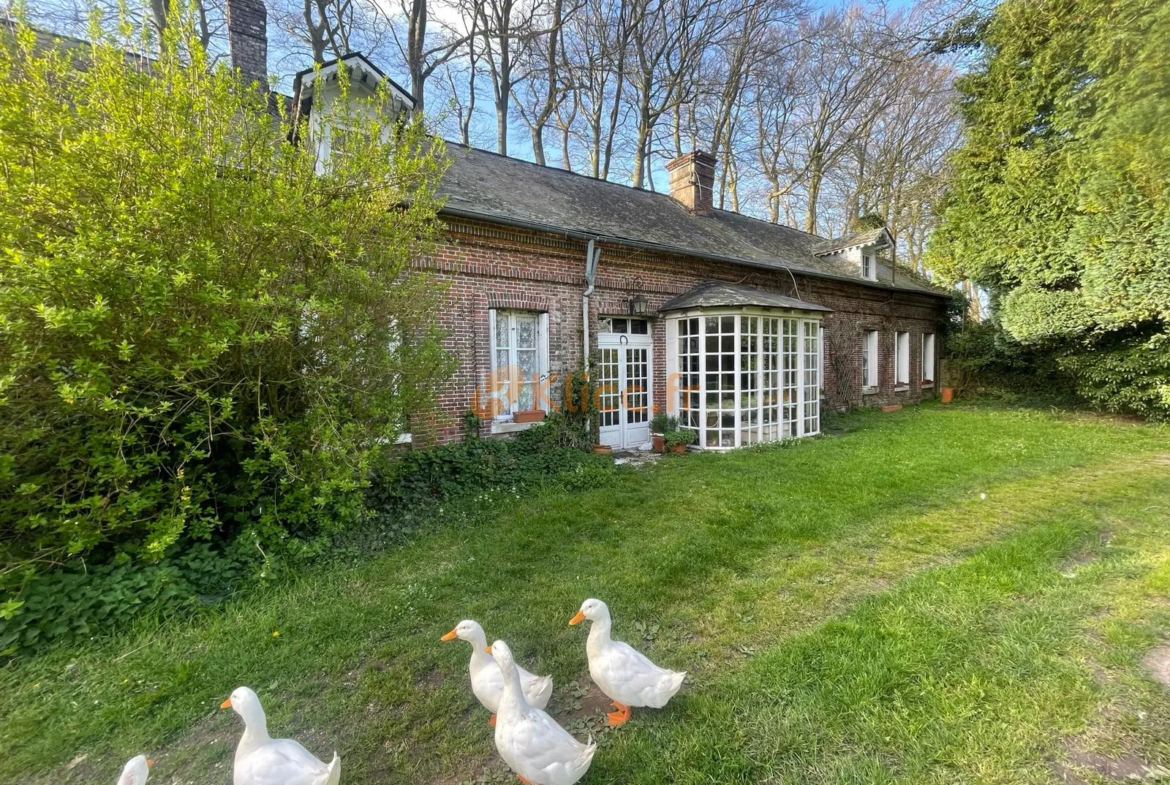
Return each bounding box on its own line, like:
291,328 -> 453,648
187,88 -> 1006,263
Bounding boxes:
291,53 -> 415,172
811,227 -> 894,282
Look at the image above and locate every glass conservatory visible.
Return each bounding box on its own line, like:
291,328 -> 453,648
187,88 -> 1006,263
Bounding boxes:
662,282 -> 830,450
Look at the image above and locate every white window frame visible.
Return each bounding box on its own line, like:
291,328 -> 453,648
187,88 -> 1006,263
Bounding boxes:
667,309 -> 821,449
488,309 -> 550,420
861,252 -> 877,281
894,331 -> 910,388
921,333 -> 936,386
862,329 -> 879,391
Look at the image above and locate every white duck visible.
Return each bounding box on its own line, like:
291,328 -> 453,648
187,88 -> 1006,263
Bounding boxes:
489,640 -> 596,785
570,598 -> 686,727
221,686 -> 341,785
442,619 -> 553,726
116,755 -> 151,785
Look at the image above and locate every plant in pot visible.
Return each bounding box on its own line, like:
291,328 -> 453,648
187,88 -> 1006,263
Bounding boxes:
664,428 -> 696,454
513,408 -> 546,424
649,412 -> 678,453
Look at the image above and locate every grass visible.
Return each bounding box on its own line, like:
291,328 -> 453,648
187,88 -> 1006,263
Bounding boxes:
1,402 -> 1168,784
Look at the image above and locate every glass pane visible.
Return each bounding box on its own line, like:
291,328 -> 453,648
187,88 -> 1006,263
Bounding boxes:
517,317 -> 537,348
495,315 -> 510,347
518,348 -> 538,376
631,319 -> 648,334
613,318 -> 628,334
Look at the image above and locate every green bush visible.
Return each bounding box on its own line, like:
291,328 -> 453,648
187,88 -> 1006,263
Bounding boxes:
0,18 -> 452,587
367,412 -> 610,516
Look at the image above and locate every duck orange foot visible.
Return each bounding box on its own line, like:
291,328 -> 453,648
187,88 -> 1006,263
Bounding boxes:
517,776 -> 532,784
607,701 -> 631,727
489,714 -> 497,727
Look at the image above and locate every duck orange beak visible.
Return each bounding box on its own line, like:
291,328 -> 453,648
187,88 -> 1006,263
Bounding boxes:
441,629 -> 458,642
220,697 -> 232,709
484,645 -> 492,653
569,610 -> 585,626
146,760 -> 154,768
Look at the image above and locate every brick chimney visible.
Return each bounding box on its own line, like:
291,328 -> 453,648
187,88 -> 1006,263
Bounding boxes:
224,0 -> 268,91
666,150 -> 717,216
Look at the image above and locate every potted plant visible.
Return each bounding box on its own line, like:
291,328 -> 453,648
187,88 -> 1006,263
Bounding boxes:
649,412 -> 677,453
591,444 -> 613,455
664,428 -> 696,454
514,409 -> 546,424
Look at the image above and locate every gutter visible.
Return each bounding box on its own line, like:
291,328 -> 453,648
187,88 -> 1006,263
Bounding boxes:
437,205 -> 949,300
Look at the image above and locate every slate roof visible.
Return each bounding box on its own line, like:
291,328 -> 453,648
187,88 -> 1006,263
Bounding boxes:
659,280 -> 832,313
811,227 -> 891,256
438,144 -> 944,297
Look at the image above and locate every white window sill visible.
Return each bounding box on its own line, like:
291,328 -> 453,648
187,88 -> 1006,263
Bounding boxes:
491,420 -> 543,435
894,384 -> 910,393
862,386 -> 879,395
921,382 -> 935,389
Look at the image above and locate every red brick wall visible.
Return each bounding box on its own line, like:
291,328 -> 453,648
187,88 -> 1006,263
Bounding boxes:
410,217 -> 947,445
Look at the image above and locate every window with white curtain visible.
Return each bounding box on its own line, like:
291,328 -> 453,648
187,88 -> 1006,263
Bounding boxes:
922,333 -> 936,385
862,330 -> 879,389
489,310 -> 549,417
895,331 -> 910,387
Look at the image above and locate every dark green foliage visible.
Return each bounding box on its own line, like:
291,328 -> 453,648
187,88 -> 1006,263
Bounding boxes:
0,542 -> 255,656
367,413 -> 612,516
664,429 -> 697,448
946,321 -> 1074,398
928,0 -> 1170,419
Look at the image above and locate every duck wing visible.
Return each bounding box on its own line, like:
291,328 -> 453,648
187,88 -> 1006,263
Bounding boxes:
237,739 -> 333,785
517,664 -> 554,709
511,708 -> 595,784
597,640 -> 684,707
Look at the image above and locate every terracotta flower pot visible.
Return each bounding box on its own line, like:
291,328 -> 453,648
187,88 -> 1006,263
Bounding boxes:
591,444 -> 613,455
669,443 -> 687,454
513,409 -> 546,424
941,387 -> 955,403
652,434 -> 665,453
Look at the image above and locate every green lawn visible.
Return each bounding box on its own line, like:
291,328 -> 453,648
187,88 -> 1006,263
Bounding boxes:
2,403 -> 1169,785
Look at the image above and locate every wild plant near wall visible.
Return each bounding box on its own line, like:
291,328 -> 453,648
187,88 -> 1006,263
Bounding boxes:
0,17 -> 453,601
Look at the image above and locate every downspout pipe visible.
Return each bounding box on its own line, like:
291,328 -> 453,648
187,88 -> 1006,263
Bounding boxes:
582,238 -> 600,372
583,239 -> 600,440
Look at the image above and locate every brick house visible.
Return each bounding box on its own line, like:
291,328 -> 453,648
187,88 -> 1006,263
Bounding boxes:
421,147 -> 947,449
35,0 -> 950,452
210,0 -> 948,451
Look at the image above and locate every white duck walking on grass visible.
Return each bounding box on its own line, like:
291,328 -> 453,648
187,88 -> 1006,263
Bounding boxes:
116,755 -> 151,785
442,619 -> 553,726
570,598 -> 686,727
221,686 -> 341,785
489,640 -> 596,785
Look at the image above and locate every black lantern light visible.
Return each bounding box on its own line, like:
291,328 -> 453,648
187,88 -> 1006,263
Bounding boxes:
628,294 -> 648,316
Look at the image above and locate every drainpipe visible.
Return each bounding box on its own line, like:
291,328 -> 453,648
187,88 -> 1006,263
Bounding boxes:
582,239 -> 600,371
582,239 -> 600,438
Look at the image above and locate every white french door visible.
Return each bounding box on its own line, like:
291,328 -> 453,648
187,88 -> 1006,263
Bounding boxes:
596,333 -> 653,449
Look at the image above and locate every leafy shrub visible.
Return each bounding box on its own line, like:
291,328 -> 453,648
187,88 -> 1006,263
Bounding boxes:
368,412 -> 607,515
0,541 -> 258,656
946,321 -> 1072,396
0,19 -> 452,582
664,429 -> 697,448
650,413 -> 678,434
